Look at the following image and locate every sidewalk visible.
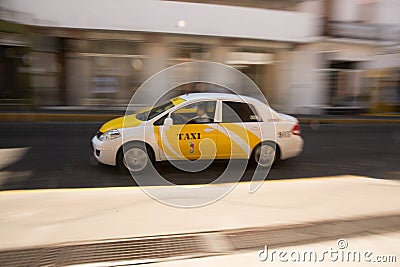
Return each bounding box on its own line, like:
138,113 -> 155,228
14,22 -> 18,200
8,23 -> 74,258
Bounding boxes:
0,175 -> 399,266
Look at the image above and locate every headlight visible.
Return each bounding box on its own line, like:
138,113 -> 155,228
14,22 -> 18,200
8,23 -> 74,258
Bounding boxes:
99,129 -> 121,141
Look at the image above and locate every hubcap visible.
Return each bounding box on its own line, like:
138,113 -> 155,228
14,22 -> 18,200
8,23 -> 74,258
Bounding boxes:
255,144 -> 275,167
124,148 -> 148,172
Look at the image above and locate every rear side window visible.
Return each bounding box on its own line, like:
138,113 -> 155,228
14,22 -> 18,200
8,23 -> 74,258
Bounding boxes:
222,101 -> 261,123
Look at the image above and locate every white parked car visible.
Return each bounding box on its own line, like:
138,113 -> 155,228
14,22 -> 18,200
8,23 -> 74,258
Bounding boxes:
91,93 -> 303,172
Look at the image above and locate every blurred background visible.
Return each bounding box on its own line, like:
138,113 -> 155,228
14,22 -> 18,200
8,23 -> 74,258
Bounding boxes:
1,0 -> 399,115
0,2 -> 400,266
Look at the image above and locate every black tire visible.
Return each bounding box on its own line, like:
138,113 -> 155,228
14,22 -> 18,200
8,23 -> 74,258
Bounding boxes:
252,142 -> 277,168
117,142 -> 154,173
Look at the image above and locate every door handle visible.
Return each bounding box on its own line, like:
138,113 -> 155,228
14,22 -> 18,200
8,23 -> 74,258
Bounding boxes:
204,128 -> 214,133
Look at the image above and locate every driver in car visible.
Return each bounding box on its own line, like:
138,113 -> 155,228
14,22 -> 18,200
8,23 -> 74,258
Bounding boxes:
177,103 -> 212,123
194,103 -> 212,123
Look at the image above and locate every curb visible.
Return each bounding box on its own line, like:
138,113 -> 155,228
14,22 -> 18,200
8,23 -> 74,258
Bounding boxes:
1,113 -> 400,124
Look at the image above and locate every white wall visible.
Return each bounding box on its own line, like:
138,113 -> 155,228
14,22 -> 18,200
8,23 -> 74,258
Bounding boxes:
365,54 -> 400,69
329,0 -> 400,25
271,47 -> 323,114
2,0 -> 316,43
331,0 -> 359,22
374,0 -> 400,25
297,0 -> 324,17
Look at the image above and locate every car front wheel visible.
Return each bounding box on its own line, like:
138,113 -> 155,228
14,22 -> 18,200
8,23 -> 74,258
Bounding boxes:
120,143 -> 153,173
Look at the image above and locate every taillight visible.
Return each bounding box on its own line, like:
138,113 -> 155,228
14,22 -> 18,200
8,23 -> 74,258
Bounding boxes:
292,123 -> 301,136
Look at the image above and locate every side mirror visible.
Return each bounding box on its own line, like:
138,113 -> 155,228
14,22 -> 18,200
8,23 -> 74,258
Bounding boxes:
164,117 -> 173,130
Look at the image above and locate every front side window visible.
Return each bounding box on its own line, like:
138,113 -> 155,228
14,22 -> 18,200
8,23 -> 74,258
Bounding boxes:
222,101 -> 260,123
136,101 -> 175,121
170,101 -> 216,125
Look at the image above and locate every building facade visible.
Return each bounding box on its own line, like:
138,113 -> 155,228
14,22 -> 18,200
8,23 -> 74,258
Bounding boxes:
298,0 -> 400,114
1,0 -> 399,113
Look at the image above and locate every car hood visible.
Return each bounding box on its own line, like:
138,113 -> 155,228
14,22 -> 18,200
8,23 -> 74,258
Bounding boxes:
99,114 -> 143,132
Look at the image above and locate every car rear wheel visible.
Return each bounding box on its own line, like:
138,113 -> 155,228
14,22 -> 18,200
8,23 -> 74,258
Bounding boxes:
253,142 -> 276,168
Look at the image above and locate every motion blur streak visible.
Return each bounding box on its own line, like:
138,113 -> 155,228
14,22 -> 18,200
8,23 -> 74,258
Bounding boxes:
0,147 -> 30,169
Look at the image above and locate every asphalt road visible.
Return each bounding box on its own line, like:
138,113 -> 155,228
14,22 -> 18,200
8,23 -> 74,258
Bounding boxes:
0,122 -> 399,190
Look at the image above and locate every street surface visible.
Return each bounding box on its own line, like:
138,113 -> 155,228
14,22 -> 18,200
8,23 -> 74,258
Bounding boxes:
0,122 -> 399,190
0,122 -> 399,266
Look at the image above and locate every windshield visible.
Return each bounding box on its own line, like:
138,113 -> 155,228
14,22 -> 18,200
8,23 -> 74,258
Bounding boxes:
136,101 -> 175,121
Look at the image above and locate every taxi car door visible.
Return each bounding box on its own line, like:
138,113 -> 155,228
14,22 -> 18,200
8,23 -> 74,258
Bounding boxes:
217,101 -> 262,159
158,101 -> 218,160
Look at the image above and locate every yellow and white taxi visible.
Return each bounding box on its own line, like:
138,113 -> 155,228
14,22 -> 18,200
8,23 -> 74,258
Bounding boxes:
91,93 -> 303,172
